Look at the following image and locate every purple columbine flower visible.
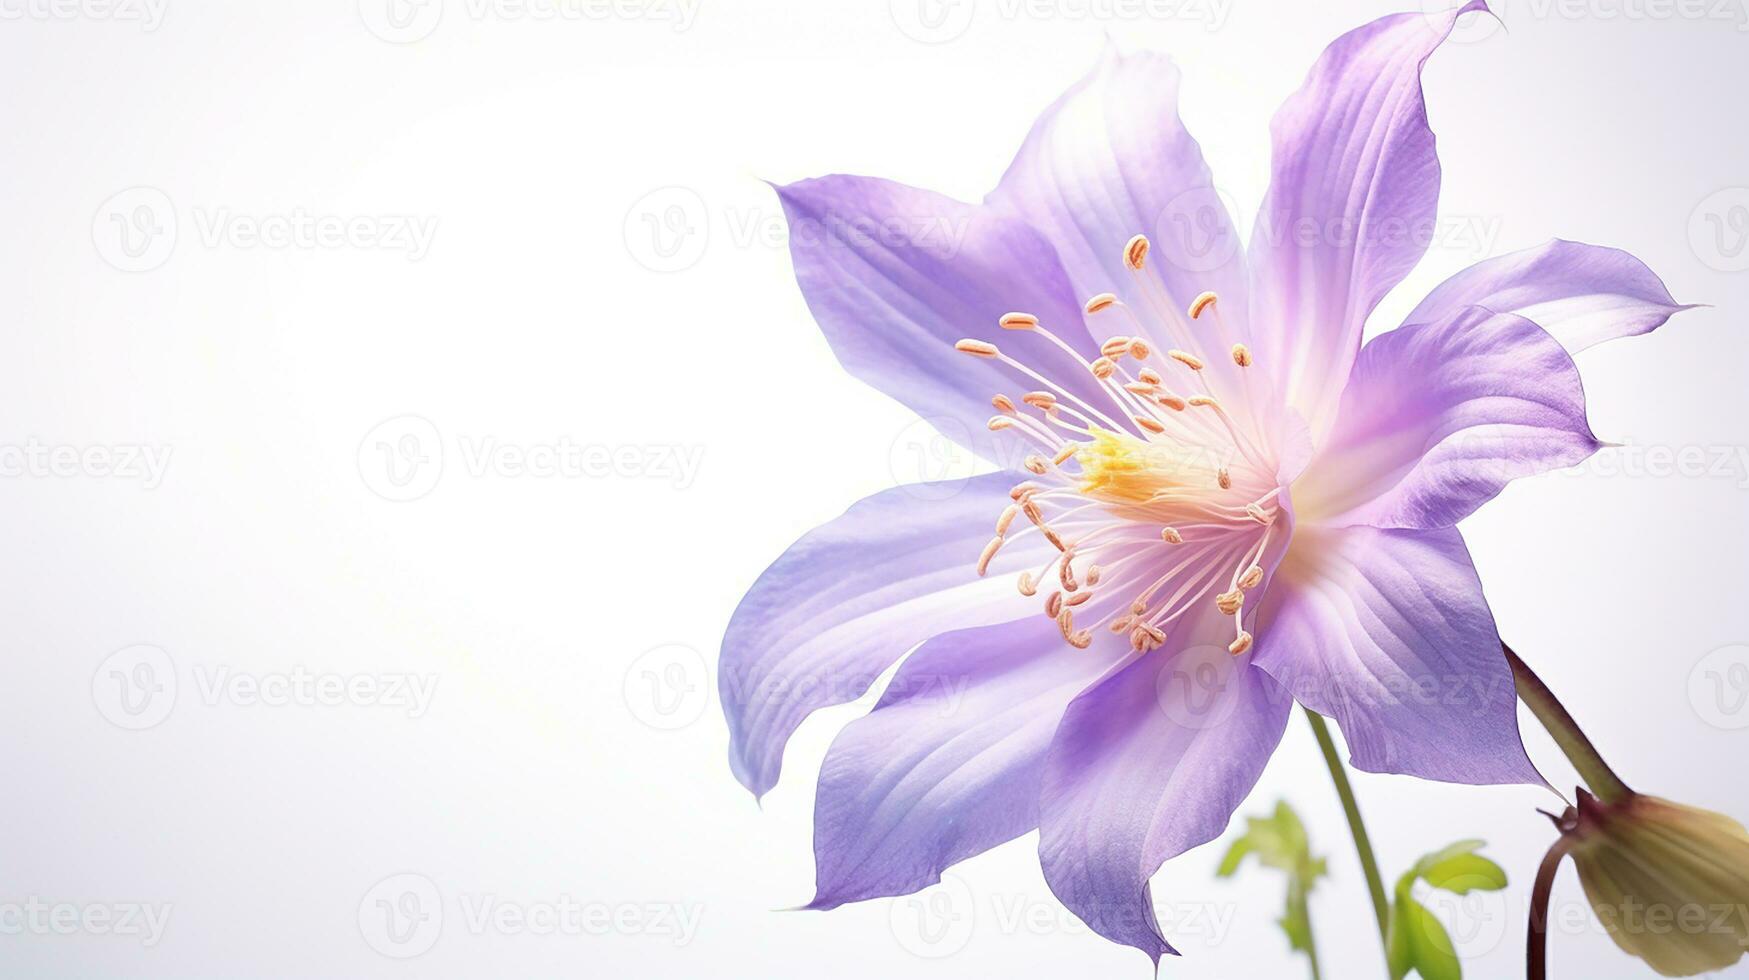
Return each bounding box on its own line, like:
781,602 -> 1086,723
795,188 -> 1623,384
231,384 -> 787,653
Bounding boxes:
720,2 -> 1689,962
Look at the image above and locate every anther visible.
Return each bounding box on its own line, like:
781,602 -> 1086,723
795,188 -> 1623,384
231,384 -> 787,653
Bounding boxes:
1161,527 -> 1183,544
1124,382 -> 1157,395
976,536 -> 1004,576
955,339 -> 999,358
1024,454 -> 1047,475
1246,503 -> 1273,525
1100,337 -> 1132,359
1059,554 -> 1078,592
1188,291 -> 1219,320
1157,395 -> 1187,412
1228,632 -> 1253,656
1084,293 -> 1117,314
1051,443 -> 1077,465
1090,357 -> 1117,380
1085,564 -> 1102,585
1215,590 -> 1243,616
1067,629 -> 1093,650
999,312 -> 1039,331
1042,526 -> 1067,552
995,504 -> 1019,536
1138,368 -> 1162,385
1136,415 -> 1166,434
1168,349 -> 1205,371
1124,234 -> 1150,270
1109,616 -> 1133,634
1127,339 -> 1151,360
1010,482 -> 1042,500
1017,571 -> 1038,596
992,394 -> 1017,414
1231,344 -> 1253,368
1023,391 -> 1057,410
988,416 -> 1014,432
1065,590 -> 1092,607
1238,565 -> 1264,590
1218,468 -> 1232,490
1130,599 -> 1148,616
1187,395 -> 1218,409
1045,592 -> 1063,618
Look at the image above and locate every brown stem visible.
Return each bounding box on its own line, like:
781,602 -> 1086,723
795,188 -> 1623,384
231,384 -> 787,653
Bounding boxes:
1527,832 -> 1574,980
1503,643 -> 1632,803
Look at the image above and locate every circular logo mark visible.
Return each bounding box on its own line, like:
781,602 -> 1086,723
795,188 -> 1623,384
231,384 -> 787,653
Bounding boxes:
1688,187 -> 1749,274
358,415 -> 443,502
358,873 -> 442,958
1419,882 -> 1510,960
889,0 -> 975,43
889,872 -> 976,958
623,186 -> 709,273
1151,185 -> 1245,276
889,416 -> 980,500
358,0 -> 443,43
1154,643 -> 1245,731
1689,644 -> 1749,730
623,644 -> 710,731
1421,0 -> 1504,44
93,187 -> 177,273
92,644 -> 177,730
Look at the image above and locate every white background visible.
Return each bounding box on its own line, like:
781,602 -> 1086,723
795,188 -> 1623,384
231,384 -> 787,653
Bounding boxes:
2,0 -> 1746,976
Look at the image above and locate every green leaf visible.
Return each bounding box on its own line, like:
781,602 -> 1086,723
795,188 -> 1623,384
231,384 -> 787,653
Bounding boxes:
1390,895 -> 1462,980
1216,837 -> 1253,878
1419,853 -> 1507,894
1218,801 -> 1327,974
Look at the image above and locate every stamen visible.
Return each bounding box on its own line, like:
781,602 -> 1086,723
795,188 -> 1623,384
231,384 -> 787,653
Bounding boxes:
1188,291 -> 1219,320
992,394 -> 1017,414
1051,443 -> 1078,465
1161,527 -> 1183,544
1135,415 -> 1166,434
1045,591 -> 1063,618
1168,349 -> 1205,372
1218,468 -> 1232,490
1238,565 -> 1264,590
1124,234 -> 1149,270
1228,632 -> 1253,656
1100,337 -> 1132,359
1017,571 -> 1038,596
988,416 -> 1014,432
1127,339 -> 1151,360
1089,357 -> 1117,380
955,339 -> 999,358
1157,394 -> 1188,412
1065,590 -> 1092,607
1215,590 -> 1242,616
1245,502 -> 1273,525
1024,454 -> 1048,475
1084,293 -> 1117,314
977,536 -> 1003,576
1022,391 -> 1057,410
1231,344 -> 1253,368
1138,368 -> 1162,385
999,312 -> 1039,331
996,504 -> 1019,536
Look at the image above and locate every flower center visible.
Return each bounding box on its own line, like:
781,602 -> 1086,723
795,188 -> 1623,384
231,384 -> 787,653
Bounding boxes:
956,233 -> 1282,657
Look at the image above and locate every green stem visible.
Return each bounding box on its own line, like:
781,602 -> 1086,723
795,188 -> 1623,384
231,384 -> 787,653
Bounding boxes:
1502,643 -> 1633,803
1291,879 -> 1324,980
1304,707 -> 1390,949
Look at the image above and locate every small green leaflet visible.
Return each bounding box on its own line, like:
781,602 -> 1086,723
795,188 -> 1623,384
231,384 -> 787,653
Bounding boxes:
1218,802 -> 1328,963
1386,840 -> 1508,980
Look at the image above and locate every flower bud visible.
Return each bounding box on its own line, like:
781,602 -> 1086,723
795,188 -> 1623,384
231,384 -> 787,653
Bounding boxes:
1560,790 -> 1749,977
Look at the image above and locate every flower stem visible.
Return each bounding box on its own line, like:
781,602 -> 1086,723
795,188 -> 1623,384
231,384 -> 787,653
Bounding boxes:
1527,833 -> 1573,980
1291,876 -> 1325,980
1304,708 -> 1390,948
1502,644 -> 1632,804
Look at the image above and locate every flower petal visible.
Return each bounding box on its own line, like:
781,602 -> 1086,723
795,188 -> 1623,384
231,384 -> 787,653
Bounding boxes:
775,175 -> 1105,463
1293,305 -> 1600,530
987,46 -> 1247,332
1402,238 -> 1694,353
720,473 -> 1049,798
807,617 -> 1122,908
1037,608 -> 1291,961
1253,524 -> 1541,785
1248,2 -> 1487,437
